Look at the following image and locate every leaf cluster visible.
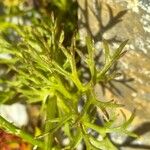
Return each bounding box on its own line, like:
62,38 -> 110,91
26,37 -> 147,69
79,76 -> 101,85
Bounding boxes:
0,17 -> 137,150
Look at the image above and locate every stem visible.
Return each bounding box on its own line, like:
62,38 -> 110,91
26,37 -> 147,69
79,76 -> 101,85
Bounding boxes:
74,90 -> 94,124
44,95 -> 57,150
97,59 -> 114,81
0,115 -> 44,148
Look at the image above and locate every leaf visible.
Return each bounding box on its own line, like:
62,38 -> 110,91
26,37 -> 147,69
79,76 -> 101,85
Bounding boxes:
83,121 -> 106,137
94,99 -> 123,109
86,36 -> 95,56
97,40 -> 128,82
107,110 -> 138,138
0,115 -> 44,148
59,31 -> 64,44
89,136 -> 117,150
71,129 -> 82,149
121,110 -> 135,129
103,40 -> 110,63
112,40 -> 128,60
86,36 -> 96,78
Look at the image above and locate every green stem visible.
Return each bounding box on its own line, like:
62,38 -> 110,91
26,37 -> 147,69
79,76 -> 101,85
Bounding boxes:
44,95 -> 57,150
97,59 -> 114,81
74,90 -> 94,124
0,115 -> 44,148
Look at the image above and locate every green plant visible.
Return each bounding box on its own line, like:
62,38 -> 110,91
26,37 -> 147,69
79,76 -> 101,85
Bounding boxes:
45,0 -> 78,45
0,16 -> 137,150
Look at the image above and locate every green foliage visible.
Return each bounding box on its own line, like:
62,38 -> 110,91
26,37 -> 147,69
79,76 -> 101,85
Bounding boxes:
0,115 -> 43,147
0,0 -> 77,46
0,15 -> 137,149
